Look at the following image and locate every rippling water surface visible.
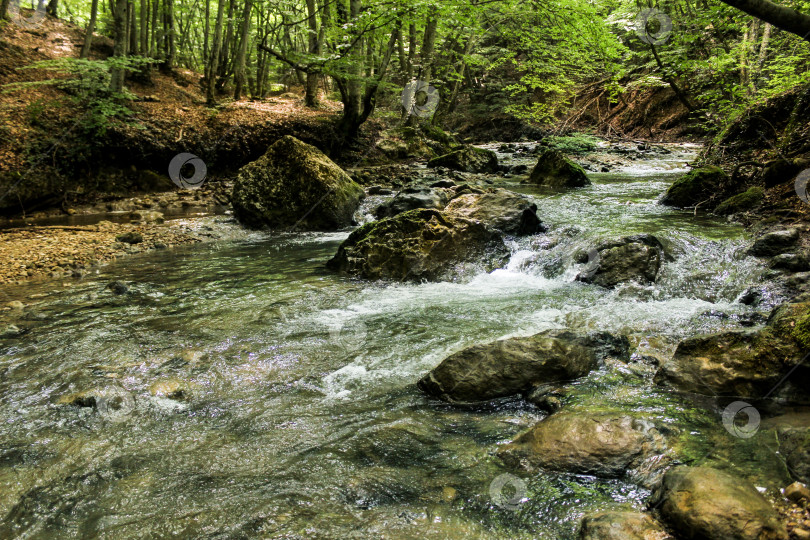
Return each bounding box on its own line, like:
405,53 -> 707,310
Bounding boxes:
0,145 -> 789,538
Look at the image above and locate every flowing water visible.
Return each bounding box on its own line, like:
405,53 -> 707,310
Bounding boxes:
0,144 -> 791,538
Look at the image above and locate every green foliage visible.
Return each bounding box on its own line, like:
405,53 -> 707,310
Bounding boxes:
3,57 -> 152,136
542,133 -> 601,155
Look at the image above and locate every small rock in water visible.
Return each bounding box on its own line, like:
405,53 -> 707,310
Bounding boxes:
0,325 -> 22,338
6,301 -> 24,310
106,281 -> 129,295
148,379 -> 188,400
116,231 -> 144,245
785,482 -> 810,504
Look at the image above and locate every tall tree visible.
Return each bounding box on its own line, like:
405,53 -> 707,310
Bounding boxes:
110,0 -> 130,92
206,0 -> 227,105
80,0 -> 100,59
233,0 -> 253,99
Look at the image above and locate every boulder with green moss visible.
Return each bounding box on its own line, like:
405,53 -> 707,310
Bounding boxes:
525,149 -> 591,188
443,188 -> 546,236
660,166 -> 729,207
651,466 -> 787,540
427,145 -> 499,173
231,135 -> 364,230
654,301 -> 810,401
579,511 -> 673,540
325,208 -> 507,281
714,186 -> 764,215
417,329 -> 628,403
497,410 -> 669,482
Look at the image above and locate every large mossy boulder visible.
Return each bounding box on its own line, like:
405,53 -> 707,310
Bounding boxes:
497,411 -> 668,482
660,166 -> 729,207
325,208 -> 507,281
579,511 -> 673,540
651,466 -> 787,540
417,330 -> 628,403
231,135 -> 364,230
443,188 -> 545,236
576,234 -> 666,289
525,149 -> 591,188
654,301 -> 810,401
714,186 -> 764,215
427,145 -> 499,174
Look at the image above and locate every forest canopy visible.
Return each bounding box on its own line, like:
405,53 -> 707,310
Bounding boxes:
2,0 -> 809,139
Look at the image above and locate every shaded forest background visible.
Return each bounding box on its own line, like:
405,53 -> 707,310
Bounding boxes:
0,0 -> 809,214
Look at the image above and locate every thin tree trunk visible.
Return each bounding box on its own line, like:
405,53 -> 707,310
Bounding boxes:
80,0 -> 99,59
304,0 -> 320,107
233,0 -> 252,99
110,0 -> 129,93
206,0 -> 226,105
139,0 -> 148,54
46,0 -> 56,17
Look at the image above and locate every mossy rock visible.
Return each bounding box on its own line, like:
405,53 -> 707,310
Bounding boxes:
427,146 -> 499,173
714,186 -> 764,215
231,135 -> 364,230
654,301 -> 810,401
525,149 -> 591,188
660,166 -> 729,208
326,208 -> 507,281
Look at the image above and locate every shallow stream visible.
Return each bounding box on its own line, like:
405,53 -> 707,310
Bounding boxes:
0,143 -> 791,538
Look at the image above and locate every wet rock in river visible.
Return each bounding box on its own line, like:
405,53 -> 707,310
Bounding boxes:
148,379 -> 188,400
785,481 -> 810,504
578,511 -> 673,540
106,281 -> 130,295
427,145 -> 499,174
497,411 -> 669,483
576,234 -> 666,289
417,329 -> 628,403
444,188 -> 545,236
231,135 -> 364,230
660,166 -> 728,208
374,186 -> 450,218
748,229 -> 800,257
326,208 -> 507,281
651,466 -> 787,540
714,186 -> 764,215
654,301 -> 810,401
525,149 -> 591,188
770,252 -> 810,272
115,231 -> 143,244
762,413 -> 810,484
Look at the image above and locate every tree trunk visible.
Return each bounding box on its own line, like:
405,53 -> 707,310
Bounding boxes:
206,0 -> 226,105
165,0 -> 176,67
233,0 -> 252,100
718,0 -> 810,41
110,0 -> 130,93
139,0 -> 148,54
46,0 -> 56,17
80,0 -> 99,59
304,0 -> 320,107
